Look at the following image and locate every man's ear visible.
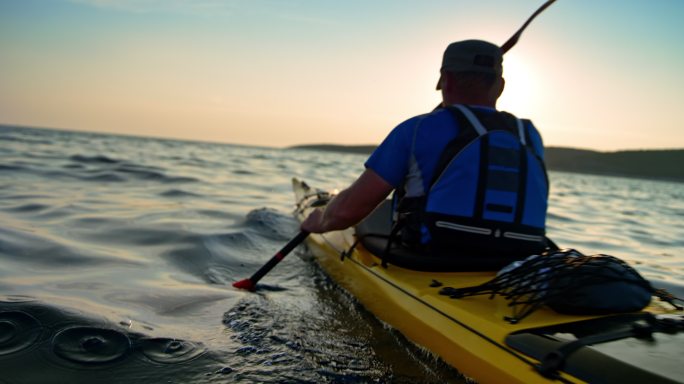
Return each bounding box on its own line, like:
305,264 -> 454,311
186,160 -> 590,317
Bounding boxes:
497,77 -> 506,98
441,72 -> 453,92
436,73 -> 443,91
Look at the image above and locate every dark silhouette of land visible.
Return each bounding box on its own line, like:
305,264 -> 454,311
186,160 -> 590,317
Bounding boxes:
4,124 -> 681,182
290,144 -> 684,183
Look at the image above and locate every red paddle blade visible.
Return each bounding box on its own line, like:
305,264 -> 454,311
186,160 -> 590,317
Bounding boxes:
232,278 -> 256,291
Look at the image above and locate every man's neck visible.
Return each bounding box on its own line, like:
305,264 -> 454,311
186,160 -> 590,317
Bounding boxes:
443,94 -> 496,108
443,98 -> 497,109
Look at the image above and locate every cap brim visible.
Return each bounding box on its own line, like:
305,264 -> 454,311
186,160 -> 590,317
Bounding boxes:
436,74 -> 442,90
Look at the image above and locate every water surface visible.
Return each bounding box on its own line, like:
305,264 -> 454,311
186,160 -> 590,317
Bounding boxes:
1,126 -> 682,383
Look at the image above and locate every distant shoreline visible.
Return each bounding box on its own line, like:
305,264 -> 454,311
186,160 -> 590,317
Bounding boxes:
3,125 -> 682,182
289,144 -> 684,183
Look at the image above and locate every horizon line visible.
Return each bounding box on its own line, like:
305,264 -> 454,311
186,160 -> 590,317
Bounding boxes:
2,122 -> 683,153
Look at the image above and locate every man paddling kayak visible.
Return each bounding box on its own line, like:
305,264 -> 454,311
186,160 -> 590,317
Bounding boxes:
302,40 -> 551,260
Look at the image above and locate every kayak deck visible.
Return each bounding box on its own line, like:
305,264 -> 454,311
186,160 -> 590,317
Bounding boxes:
292,178 -> 684,384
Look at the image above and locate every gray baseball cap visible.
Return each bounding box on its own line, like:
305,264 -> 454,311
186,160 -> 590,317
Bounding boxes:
436,40 -> 503,90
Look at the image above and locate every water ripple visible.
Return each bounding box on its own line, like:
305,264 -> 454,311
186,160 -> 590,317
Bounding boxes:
0,311 -> 43,356
69,155 -> 120,165
52,326 -> 131,364
137,338 -> 206,364
159,189 -> 202,198
0,227 -> 143,268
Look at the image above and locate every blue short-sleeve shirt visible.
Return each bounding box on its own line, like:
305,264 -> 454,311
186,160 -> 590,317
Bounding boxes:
365,108 -> 463,197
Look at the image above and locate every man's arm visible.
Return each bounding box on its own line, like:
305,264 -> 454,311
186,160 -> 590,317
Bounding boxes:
300,168 -> 394,233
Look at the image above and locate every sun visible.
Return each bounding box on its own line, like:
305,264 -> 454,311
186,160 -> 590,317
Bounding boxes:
497,54 -> 540,116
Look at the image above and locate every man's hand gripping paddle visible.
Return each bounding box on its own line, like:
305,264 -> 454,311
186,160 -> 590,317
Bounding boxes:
232,230 -> 309,291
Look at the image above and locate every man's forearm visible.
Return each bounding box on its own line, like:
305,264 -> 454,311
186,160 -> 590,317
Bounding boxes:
300,168 -> 394,234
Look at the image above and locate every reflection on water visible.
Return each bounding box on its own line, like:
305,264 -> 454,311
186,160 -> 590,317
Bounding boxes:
549,170 -> 684,281
0,125 -> 682,383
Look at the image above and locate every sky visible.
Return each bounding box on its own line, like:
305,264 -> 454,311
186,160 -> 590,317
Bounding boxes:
1,0 -> 683,151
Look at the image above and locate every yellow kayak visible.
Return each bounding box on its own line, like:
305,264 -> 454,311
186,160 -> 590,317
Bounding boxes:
292,178 -> 684,384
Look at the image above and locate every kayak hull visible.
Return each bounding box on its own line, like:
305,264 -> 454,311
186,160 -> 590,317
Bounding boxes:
292,178 -> 683,384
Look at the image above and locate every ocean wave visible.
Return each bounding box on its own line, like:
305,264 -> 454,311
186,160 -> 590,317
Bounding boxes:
0,134 -> 53,145
69,154 -> 121,164
0,164 -> 29,172
2,203 -> 51,213
159,189 -> 202,198
77,172 -> 128,182
0,227 -> 143,268
77,225 -> 196,247
244,208 -> 298,241
68,166 -> 199,184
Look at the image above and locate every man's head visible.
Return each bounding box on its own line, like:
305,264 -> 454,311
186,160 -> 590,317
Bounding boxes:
436,40 -> 505,107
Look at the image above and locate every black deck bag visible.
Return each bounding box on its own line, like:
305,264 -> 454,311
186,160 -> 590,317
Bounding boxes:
541,251 -> 654,315
439,249 -> 665,322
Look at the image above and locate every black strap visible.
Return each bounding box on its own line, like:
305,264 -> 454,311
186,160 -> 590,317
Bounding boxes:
536,314 -> 684,378
381,220 -> 405,268
520,119 -> 550,197
341,233 -> 389,261
514,142 -> 528,224
474,135 -> 489,220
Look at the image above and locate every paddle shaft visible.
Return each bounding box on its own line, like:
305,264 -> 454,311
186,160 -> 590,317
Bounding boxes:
233,230 -> 309,290
435,0 -> 557,110
501,0 -> 556,54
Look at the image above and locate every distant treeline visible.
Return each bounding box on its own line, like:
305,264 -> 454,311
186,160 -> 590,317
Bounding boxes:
291,144 -> 378,154
289,144 -> 684,182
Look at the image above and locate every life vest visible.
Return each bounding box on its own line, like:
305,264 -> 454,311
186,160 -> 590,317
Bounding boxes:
396,104 -> 549,257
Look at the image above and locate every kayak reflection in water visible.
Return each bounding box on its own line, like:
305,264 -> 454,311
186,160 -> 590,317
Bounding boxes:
302,40 -> 553,262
